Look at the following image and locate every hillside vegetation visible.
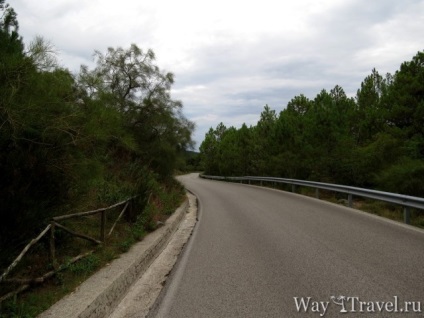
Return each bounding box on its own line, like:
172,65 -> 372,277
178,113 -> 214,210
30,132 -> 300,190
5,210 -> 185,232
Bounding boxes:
0,1 -> 194,265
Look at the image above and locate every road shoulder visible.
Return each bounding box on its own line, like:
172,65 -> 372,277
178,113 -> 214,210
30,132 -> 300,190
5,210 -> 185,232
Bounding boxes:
109,192 -> 197,318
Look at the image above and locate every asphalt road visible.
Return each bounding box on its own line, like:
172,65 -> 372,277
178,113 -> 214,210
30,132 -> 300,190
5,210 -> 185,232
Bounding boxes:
148,173 -> 424,317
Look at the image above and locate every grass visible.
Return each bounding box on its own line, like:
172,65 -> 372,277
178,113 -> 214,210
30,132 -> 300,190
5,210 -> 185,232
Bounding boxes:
0,218 -> 133,317
0,182 -> 185,318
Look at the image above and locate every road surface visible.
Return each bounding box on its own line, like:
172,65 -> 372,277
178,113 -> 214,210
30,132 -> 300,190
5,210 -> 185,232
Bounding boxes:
147,173 -> 424,317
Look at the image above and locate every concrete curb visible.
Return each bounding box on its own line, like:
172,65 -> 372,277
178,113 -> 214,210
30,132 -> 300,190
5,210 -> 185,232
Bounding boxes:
38,198 -> 189,318
109,192 -> 198,317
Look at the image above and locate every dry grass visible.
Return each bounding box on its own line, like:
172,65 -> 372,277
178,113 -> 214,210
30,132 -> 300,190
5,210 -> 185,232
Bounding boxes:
299,187 -> 424,228
255,181 -> 423,228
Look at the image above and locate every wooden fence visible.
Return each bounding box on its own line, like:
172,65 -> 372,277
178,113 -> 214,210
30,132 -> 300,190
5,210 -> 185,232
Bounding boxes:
0,197 -> 135,303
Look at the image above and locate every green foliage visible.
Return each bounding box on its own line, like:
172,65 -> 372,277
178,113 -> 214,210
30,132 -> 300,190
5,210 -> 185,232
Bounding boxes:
0,2 -> 194,271
1,5 -> 82,247
375,158 -> 424,196
200,50 -> 424,197
177,151 -> 202,172
78,44 -> 195,178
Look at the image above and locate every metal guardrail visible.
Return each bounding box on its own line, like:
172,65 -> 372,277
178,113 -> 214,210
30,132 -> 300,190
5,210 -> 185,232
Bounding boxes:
199,175 -> 424,224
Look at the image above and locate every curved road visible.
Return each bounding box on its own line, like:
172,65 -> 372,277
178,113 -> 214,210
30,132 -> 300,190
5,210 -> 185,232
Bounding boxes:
148,173 -> 424,317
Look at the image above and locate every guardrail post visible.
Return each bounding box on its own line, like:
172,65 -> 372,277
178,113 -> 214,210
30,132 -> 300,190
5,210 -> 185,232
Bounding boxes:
315,188 -> 320,199
403,207 -> 411,224
291,184 -> 296,193
260,180 -> 263,186
348,194 -> 353,208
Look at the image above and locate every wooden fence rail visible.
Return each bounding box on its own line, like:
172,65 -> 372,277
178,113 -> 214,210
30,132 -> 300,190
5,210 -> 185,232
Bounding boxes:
0,196 -> 135,303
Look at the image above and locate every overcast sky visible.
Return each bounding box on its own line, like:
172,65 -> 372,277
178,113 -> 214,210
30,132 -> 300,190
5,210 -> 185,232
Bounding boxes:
11,0 -> 424,149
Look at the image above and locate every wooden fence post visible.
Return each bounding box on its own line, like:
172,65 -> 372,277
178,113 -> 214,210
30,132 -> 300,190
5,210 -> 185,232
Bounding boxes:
50,221 -> 57,270
125,199 -> 136,223
100,210 -> 106,243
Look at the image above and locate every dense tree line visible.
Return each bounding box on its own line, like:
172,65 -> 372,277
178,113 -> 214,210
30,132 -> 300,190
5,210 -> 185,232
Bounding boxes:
0,1 -> 194,253
200,51 -> 424,197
